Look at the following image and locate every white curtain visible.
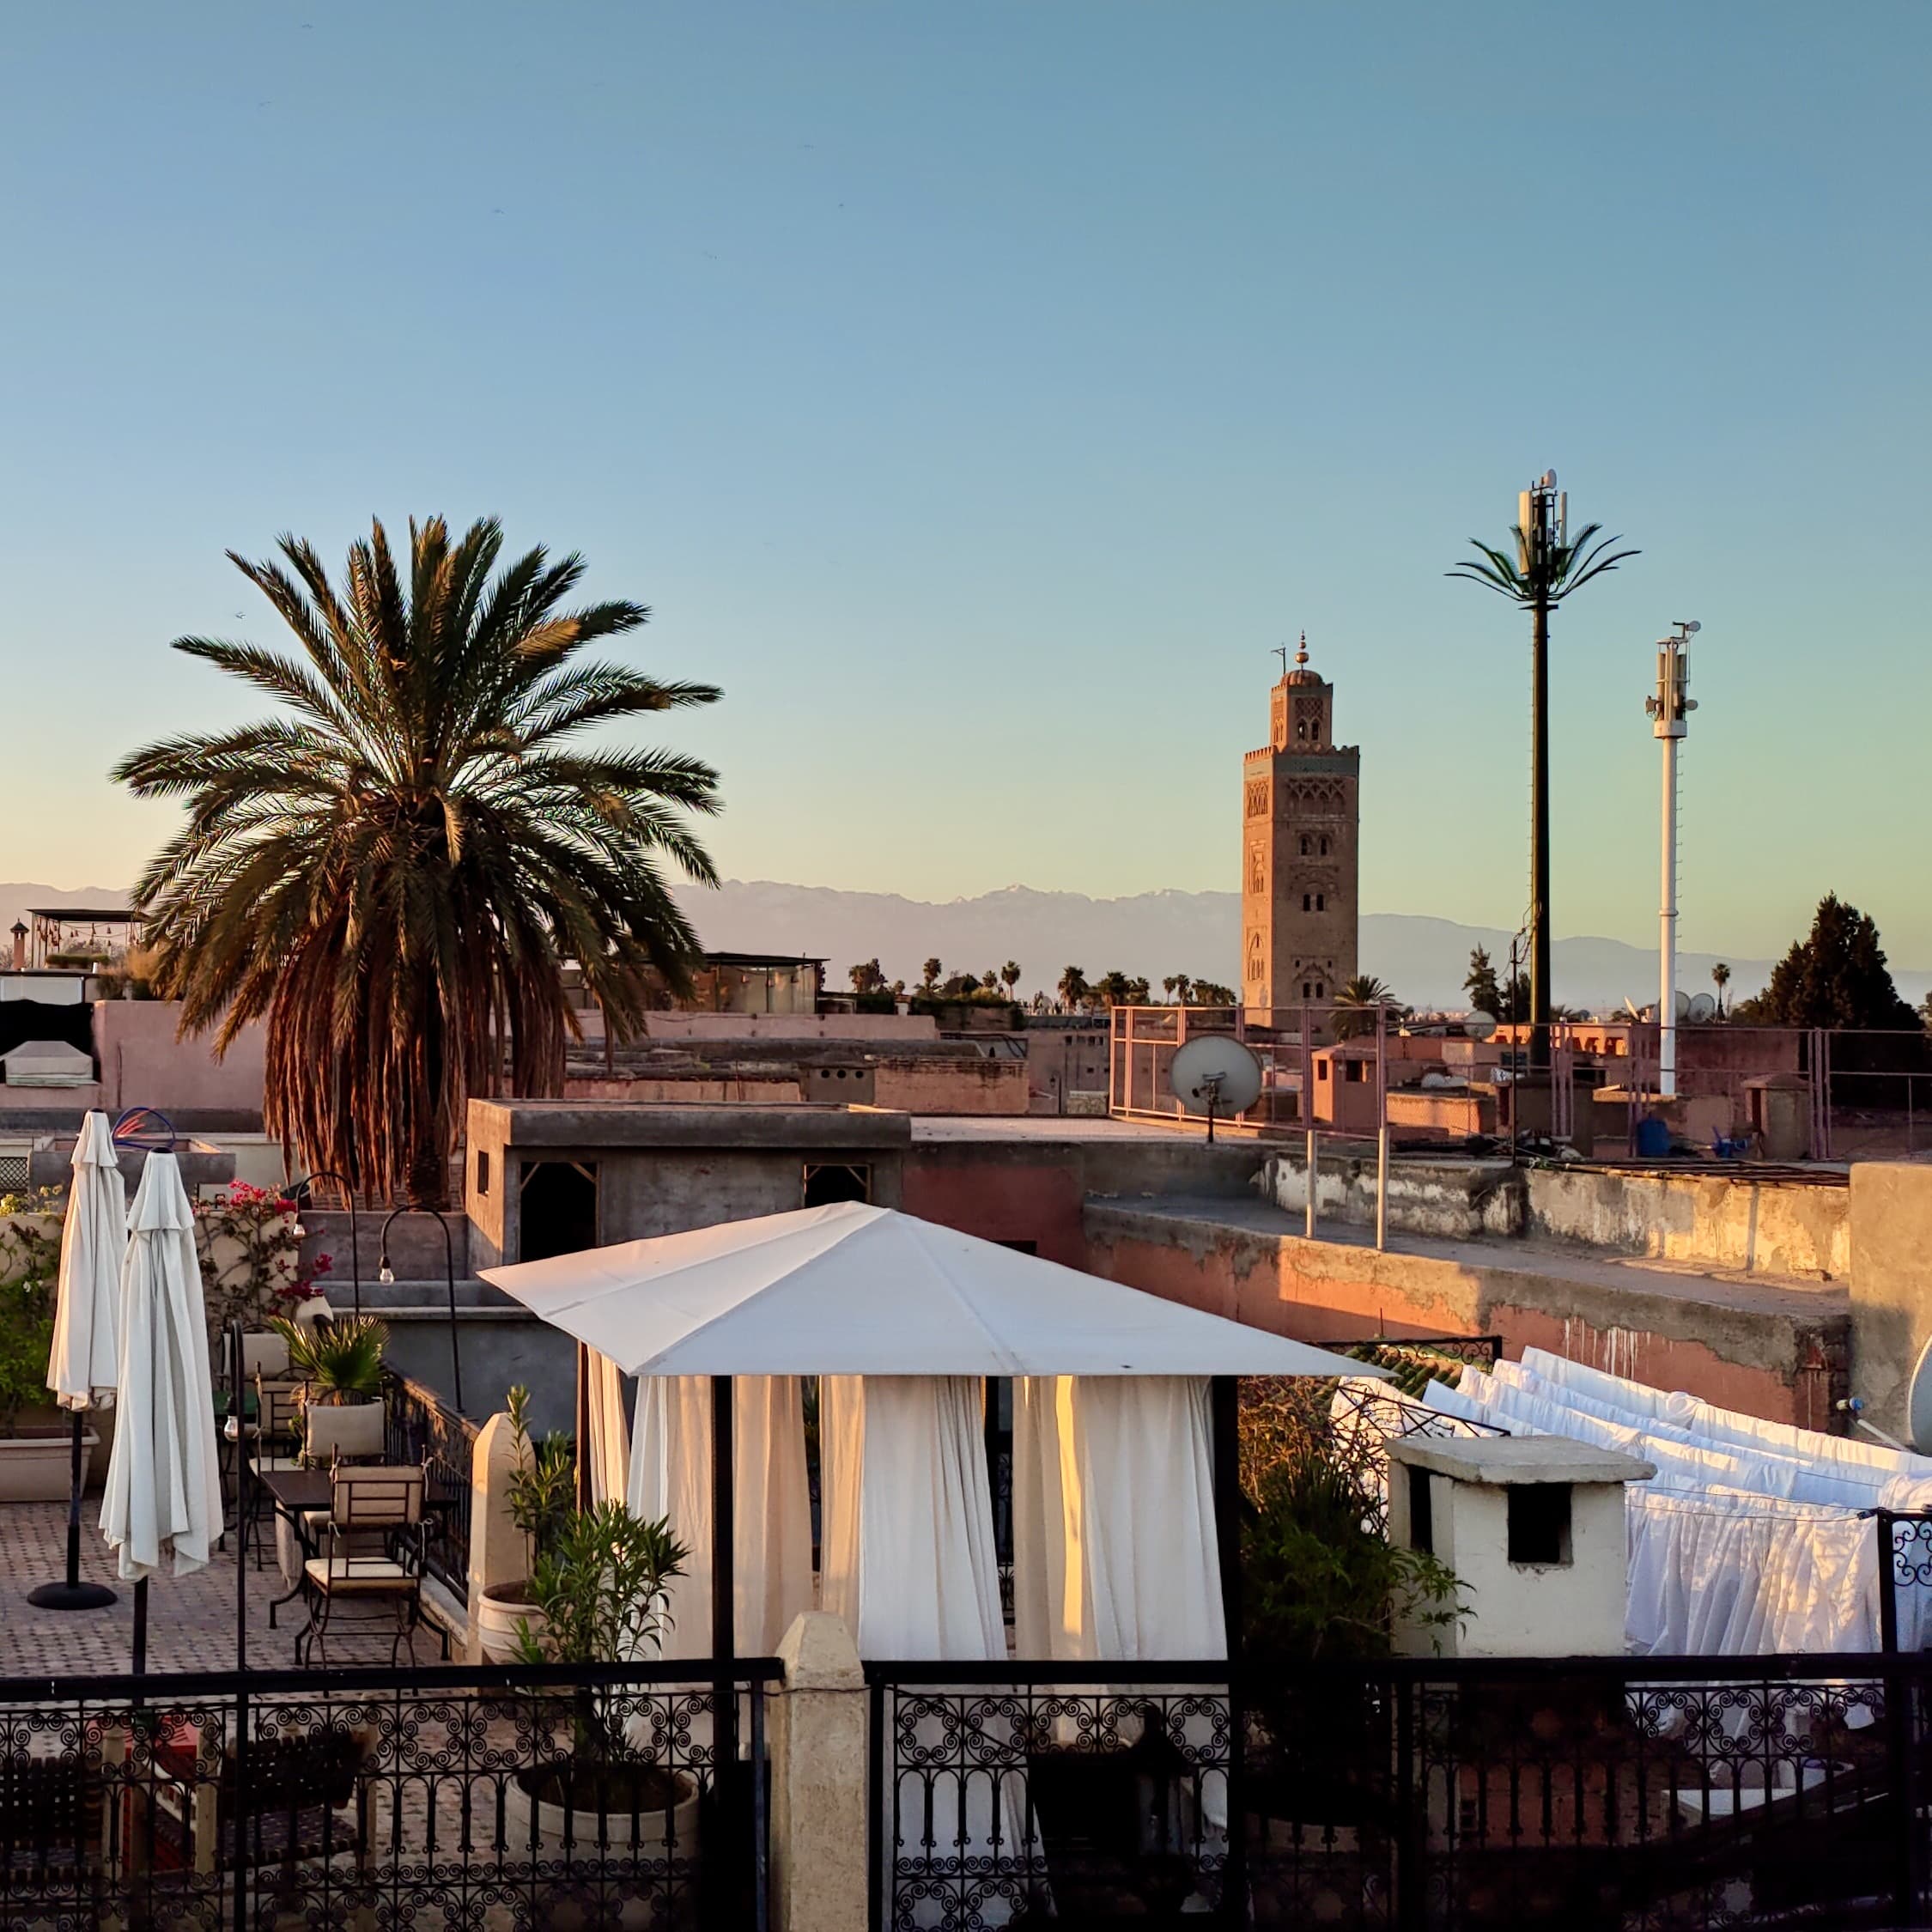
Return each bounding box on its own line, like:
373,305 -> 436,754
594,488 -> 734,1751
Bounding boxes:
627,1374 -> 814,1659
820,1375 -> 1005,1660
1012,1375 -> 1224,1662
585,1347 -> 630,1507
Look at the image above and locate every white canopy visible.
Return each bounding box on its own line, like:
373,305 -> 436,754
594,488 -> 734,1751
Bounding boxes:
482,1201 -> 1382,1379
46,1111 -> 126,1411
100,1153 -> 224,1582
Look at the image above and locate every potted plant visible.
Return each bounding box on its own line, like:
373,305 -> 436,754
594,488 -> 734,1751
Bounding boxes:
272,1314 -> 388,1406
0,1188 -> 87,1503
501,1500 -> 693,1857
477,1383 -> 574,1662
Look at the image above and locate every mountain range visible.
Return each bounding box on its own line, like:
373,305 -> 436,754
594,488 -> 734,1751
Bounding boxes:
9,879 -> 1925,1014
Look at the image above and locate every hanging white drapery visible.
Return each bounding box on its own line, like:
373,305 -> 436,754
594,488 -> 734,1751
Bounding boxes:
46,1111 -> 126,1411
820,1374 -> 1005,1661
100,1153 -> 223,1582
626,1374 -> 814,1659
585,1347 -> 630,1508
1012,1375 -> 1224,1662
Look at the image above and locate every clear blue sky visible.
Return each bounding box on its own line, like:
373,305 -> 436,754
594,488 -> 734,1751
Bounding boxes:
3,2 -> 1928,964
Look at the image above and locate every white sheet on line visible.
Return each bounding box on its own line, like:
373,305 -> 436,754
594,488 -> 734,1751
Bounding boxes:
1012,1375 -> 1224,1662
626,1374 -> 815,1659
1520,1346 -> 1932,1482
1487,1359 -> 1893,1507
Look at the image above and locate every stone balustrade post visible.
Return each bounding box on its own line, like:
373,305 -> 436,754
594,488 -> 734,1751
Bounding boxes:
770,1610 -> 868,1932
465,1409 -> 522,1664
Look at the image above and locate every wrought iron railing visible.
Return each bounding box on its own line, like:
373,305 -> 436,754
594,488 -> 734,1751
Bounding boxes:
383,1369 -> 477,1598
0,1657 -> 776,1929
867,1652 -> 1932,1929
1878,1510 -> 1932,1656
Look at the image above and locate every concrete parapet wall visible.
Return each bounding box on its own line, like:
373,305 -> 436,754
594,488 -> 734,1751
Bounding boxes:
1260,1151 -> 1523,1240
1082,1200 -> 1847,1428
1526,1167 -> 1849,1280
1848,1163 -> 1932,1437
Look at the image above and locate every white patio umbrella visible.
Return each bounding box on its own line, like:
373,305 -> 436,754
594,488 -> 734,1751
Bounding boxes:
481,1200 -> 1382,1378
100,1151 -> 223,1667
30,1111 -> 128,1611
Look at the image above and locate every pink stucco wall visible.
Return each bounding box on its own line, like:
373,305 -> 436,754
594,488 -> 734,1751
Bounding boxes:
94,1002 -> 266,1116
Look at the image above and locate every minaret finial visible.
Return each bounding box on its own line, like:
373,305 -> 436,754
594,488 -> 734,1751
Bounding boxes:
1295,630 -> 1309,669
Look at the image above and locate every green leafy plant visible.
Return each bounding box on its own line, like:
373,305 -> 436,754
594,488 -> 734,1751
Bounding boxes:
272,1314 -> 388,1403
503,1382 -> 574,1585
0,1189 -> 62,1433
513,1503 -> 689,1669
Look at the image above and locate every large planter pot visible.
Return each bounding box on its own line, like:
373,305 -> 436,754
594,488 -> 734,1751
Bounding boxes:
501,1757 -> 700,1866
477,1583 -> 548,1663
0,1427 -> 98,1503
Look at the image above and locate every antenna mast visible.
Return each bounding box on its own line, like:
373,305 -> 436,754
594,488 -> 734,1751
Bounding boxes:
1644,622 -> 1699,1098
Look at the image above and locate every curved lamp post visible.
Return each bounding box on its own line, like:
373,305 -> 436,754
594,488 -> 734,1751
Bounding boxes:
288,1169 -> 361,1316
376,1206 -> 464,1413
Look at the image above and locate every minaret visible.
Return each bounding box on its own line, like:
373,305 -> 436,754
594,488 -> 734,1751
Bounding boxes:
1240,635 -> 1361,1012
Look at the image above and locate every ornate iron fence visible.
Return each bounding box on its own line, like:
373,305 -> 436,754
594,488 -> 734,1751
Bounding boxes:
1879,1510 -> 1932,1656
384,1369 -> 477,1598
0,1656 -> 775,1929
867,1653 -> 1932,1929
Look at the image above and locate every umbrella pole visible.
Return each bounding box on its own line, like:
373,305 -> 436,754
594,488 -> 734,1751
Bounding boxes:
27,1412 -> 117,1611
233,1317 -> 248,1674
710,1374 -> 738,1790
131,1577 -> 149,1675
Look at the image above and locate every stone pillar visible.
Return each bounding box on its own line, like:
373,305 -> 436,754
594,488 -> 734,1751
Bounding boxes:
770,1611 -> 868,1932
465,1410 -> 522,1664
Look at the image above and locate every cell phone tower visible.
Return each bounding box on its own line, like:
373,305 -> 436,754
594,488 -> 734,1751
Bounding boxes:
1644,623 -> 1699,1097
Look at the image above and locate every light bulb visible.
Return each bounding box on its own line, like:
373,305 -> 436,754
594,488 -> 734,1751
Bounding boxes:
378,1263 -> 395,1285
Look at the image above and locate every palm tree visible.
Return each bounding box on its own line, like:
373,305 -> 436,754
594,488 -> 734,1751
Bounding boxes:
1000,960 -> 1022,1000
1332,974 -> 1399,1040
1711,961 -> 1731,1018
920,957 -> 942,995
114,516 -> 720,1206
1163,973 -> 1194,1005
1057,965 -> 1089,1011
1449,484 -> 1637,1072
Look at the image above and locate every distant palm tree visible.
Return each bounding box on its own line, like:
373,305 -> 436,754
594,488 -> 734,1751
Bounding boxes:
1000,960 -> 1022,1000
920,957 -> 942,994
115,515 -> 720,1206
1057,965 -> 1089,1011
1163,973 -> 1194,1005
1333,974 -> 1399,1040
1711,961 -> 1731,1018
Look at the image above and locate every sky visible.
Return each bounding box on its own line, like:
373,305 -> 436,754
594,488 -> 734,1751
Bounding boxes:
2,3 -> 1928,965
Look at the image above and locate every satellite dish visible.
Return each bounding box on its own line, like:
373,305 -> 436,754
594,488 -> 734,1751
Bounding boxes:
1687,993 -> 1716,1023
1170,1036 -> 1263,1145
1463,1013 -> 1497,1042
1908,1336 -> 1932,1455
1674,991 -> 1692,1021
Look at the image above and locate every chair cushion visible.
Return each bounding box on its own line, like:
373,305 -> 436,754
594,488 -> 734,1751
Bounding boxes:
304,1557 -> 414,1592
251,1455 -> 304,1474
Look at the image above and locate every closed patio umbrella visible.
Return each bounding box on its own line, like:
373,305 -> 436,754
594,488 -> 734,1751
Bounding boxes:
30,1111 -> 128,1611
100,1151 -> 223,1669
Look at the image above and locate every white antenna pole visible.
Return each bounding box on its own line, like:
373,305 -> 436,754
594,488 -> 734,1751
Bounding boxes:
1646,624 -> 1699,1102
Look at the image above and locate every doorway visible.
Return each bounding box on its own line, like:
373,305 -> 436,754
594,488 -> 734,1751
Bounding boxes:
518,1159 -> 599,1262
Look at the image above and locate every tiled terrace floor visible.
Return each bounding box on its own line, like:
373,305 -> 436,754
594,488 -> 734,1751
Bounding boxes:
0,1500 -> 439,1678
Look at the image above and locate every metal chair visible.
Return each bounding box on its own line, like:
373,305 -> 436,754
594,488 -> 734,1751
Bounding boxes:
295,1467 -> 434,1667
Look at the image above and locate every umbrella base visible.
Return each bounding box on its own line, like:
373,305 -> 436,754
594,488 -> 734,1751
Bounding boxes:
27,1580 -> 118,1612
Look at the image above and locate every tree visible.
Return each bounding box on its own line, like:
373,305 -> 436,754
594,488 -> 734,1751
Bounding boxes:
1463,947 -> 1503,1019
1333,974 -> 1400,1040
1449,488 -> 1637,1070
1057,965 -> 1089,1011
114,515 -> 720,1206
1000,960 -> 1022,1001
848,958 -> 887,995
1711,962 -> 1731,1018
1735,895 -> 1921,1031
920,957 -> 942,994
1192,979 -> 1237,1007
1503,970 -> 1530,1023
1123,975 -> 1151,1005
1092,969 -> 1133,1007
1163,973 -> 1194,1005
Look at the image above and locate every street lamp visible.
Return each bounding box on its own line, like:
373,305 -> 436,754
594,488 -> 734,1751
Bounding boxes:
1450,473 -> 1638,1077
1645,622 -> 1700,1097
376,1206 -> 464,1413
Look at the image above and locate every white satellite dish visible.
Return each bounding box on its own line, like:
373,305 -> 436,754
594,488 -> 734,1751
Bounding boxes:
1674,990 -> 1692,1021
1907,1337 -> 1932,1456
1170,1035 -> 1263,1145
1687,993 -> 1716,1023
1463,1013 -> 1498,1042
